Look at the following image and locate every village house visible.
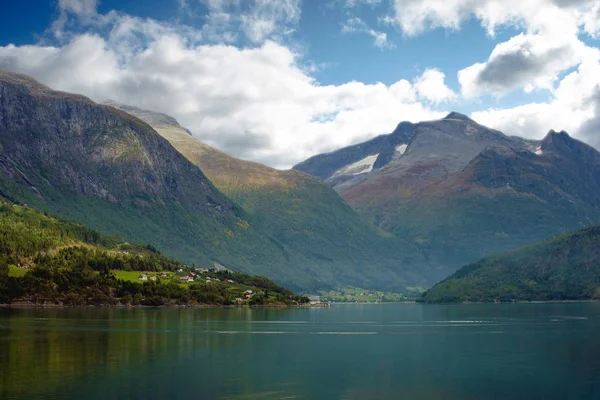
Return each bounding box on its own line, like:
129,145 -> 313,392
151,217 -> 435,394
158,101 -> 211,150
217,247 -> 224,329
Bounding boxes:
138,274 -> 148,281
244,290 -> 253,298
149,276 -> 157,282
226,279 -> 235,284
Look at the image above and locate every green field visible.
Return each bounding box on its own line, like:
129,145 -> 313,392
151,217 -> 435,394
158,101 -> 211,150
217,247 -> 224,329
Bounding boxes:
109,269 -> 285,303
8,265 -> 29,278
111,270 -> 167,283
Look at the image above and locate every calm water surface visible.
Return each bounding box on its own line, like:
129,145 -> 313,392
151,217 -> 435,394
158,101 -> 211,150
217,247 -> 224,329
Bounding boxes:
1,303 -> 600,399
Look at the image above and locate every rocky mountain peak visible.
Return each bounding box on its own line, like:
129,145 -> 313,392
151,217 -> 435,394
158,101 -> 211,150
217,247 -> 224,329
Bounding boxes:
543,129 -> 571,141
103,100 -> 193,136
0,70 -> 47,90
540,129 -> 594,158
391,121 -> 414,135
0,70 -> 93,104
443,111 -> 474,122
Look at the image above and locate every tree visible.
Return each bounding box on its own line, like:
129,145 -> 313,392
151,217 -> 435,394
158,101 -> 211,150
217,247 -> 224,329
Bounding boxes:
0,262 -> 9,303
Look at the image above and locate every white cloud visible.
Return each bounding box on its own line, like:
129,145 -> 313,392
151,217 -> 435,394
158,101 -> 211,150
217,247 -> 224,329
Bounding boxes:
53,0 -> 301,45
53,0 -> 99,37
413,68 -> 456,103
440,0 -> 600,151
58,0 -> 98,16
471,46 -> 600,146
341,17 -> 367,33
345,0 -> 382,7
0,10 -> 441,168
389,0 -> 599,37
194,0 -> 301,44
341,17 -> 393,49
0,35 -> 119,98
367,30 -> 393,49
380,0 -> 600,147
386,0 -> 597,104
459,30 -> 586,98
239,0 -> 301,43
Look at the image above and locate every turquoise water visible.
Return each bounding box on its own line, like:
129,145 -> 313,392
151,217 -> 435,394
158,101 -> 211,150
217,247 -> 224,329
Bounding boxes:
1,303 -> 600,399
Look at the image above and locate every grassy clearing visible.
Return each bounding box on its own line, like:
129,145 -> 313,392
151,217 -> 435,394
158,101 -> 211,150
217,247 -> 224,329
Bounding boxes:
112,270 -> 152,283
109,270 -> 262,299
111,270 -> 188,284
8,265 -> 29,278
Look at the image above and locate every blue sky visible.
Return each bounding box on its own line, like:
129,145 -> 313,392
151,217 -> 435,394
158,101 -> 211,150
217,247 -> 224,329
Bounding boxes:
0,0 -> 599,167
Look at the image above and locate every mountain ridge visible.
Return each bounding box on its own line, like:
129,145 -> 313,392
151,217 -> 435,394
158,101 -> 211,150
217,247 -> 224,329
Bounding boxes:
294,112 -> 600,277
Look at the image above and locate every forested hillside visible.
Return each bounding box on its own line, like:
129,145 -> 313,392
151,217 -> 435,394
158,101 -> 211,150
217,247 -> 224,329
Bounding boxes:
0,203 -> 307,306
420,225 -> 600,303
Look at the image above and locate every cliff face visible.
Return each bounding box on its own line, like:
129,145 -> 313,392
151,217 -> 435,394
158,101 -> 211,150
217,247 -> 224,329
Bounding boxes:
0,71 -> 234,215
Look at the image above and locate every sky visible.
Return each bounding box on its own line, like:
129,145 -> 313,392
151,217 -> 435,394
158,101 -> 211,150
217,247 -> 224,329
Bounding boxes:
0,0 -> 599,168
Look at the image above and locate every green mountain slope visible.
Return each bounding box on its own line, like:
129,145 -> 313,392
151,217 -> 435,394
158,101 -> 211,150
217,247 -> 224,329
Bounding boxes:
104,101 -> 432,291
0,202 -> 306,306
420,225 -> 600,303
0,71 -> 326,290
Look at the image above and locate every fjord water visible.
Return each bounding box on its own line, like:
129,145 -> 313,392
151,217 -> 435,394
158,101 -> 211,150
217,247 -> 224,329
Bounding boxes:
2,304 -> 600,399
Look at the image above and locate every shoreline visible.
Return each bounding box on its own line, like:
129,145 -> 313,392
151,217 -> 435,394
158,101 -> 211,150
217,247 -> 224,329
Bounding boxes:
2,300 -> 597,309
0,301 -> 333,309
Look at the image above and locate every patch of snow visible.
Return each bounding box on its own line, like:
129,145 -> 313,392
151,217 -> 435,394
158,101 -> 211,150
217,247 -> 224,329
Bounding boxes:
395,144 -> 408,156
464,124 -> 478,136
534,147 -> 543,155
334,154 -> 379,176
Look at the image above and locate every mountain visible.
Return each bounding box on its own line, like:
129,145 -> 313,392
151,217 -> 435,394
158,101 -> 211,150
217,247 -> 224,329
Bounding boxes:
0,72 -> 283,273
420,225 -> 600,303
294,113 -> 600,275
103,101 -> 432,291
0,202 -> 306,306
0,71 -> 329,291
0,70 -> 430,292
